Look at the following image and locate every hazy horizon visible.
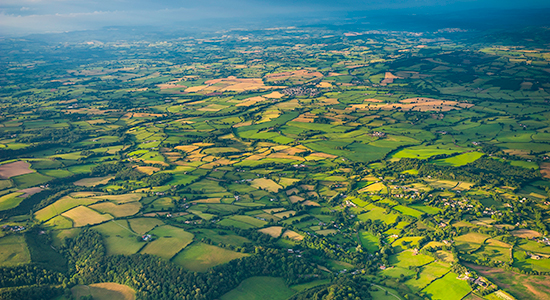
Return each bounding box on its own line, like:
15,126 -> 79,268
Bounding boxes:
2,0 -> 550,37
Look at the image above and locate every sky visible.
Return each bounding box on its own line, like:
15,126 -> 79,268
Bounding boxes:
1,0 -> 549,36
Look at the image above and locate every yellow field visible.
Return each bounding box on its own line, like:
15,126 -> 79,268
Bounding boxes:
293,113 -> 317,123
89,202 -> 141,218
236,96 -> 268,107
317,82 -> 333,88
511,229 -> 541,238
359,182 -> 387,193
282,230 -> 304,241
263,91 -> 285,98
251,178 -> 282,193
455,232 -> 490,244
279,177 -> 300,187
70,192 -> 104,198
175,145 -> 199,152
190,198 -> 221,204
72,283 -> 135,300
74,176 -> 113,187
263,208 -> 285,213
486,238 -> 511,248
267,152 -> 305,161
274,210 -> 295,218
422,241 -> 446,250
135,166 -> 160,175
289,195 -> 304,203
259,226 -> 284,238
380,72 -> 402,85
34,196 -> 102,222
93,193 -> 143,204
307,152 -> 338,159
62,206 -> 113,227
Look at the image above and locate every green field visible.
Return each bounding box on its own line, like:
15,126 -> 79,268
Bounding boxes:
140,225 -> 194,259
12,172 -> 53,189
34,196 -> 102,222
358,207 -> 399,224
0,192 -> 25,211
433,151 -> 484,167
359,231 -> 380,253
389,250 -> 434,268
0,180 -> 13,190
220,277 -> 296,300
422,272 -> 471,300
404,261 -> 450,292
93,221 -> 144,255
393,145 -> 465,160
44,215 -> 74,230
128,218 -> 165,235
0,235 -> 31,267
173,242 -> 249,272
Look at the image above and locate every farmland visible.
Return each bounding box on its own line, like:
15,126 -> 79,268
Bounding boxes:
173,242 -> 249,272
220,277 -> 296,300
0,22 -> 549,300
70,283 -> 135,300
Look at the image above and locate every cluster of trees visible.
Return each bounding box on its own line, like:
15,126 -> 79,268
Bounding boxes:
60,229 -> 325,300
386,157 -> 539,188
16,127 -> 88,145
289,276 -> 373,300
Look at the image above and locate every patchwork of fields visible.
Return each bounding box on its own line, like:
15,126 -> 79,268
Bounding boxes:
0,25 -> 550,300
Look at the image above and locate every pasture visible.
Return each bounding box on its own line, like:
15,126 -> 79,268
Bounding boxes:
44,215 -> 73,230
220,277 -> 296,300
0,192 -> 25,211
393,145 -> 465,160
128,218 -> 165,235
422,272 -> 471,300
71,283 -> 136,300
61,206 -> 113,227
140,225 -> 194,259
359,231 -> 380,253
0,235 -> 31,267
74,176 -> 113,187
251,178 -> 282,192
357,207 -> 398,224
35,196 -> 102,222
259,226 -> 284,238
89,201 -> 141,218
12,172 -> 53,189
173,242 -> 248,272
433,151 -> 484,167
389,250 -> 434,268
93,221 -> 143,255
